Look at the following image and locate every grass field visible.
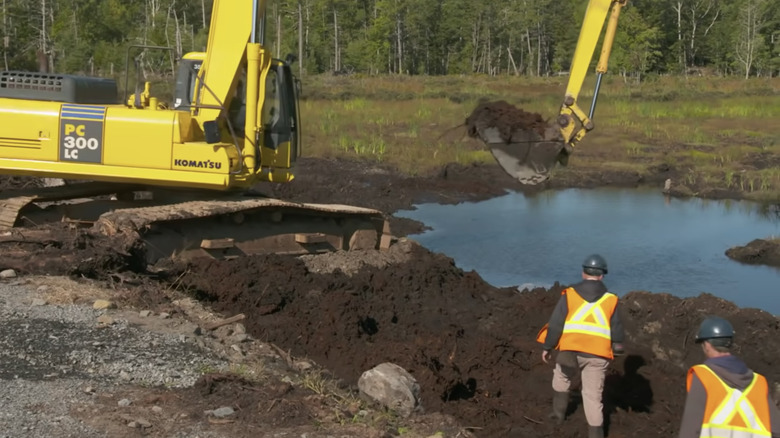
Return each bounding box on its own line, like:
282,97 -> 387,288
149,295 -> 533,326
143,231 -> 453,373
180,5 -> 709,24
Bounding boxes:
298,74 -> 780,198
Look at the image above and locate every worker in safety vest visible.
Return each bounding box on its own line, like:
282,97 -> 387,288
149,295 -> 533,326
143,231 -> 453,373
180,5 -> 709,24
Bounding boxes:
678,316 -> 780,438
537,254 -> 625,438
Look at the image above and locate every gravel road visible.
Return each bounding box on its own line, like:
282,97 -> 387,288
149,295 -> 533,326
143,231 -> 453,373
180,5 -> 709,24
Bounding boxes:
0,276 -> 229,437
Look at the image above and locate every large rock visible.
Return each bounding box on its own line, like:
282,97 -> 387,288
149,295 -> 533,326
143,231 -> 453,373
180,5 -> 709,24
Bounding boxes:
358,362 -> 421,417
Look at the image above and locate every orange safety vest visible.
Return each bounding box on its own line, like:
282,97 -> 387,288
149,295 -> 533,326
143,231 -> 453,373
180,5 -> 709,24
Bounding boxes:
536,287 -> 618,359
687,364 -> 771,438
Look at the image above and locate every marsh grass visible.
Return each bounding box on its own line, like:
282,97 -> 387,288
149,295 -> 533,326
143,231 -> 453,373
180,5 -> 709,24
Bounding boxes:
299,75 -> 779,192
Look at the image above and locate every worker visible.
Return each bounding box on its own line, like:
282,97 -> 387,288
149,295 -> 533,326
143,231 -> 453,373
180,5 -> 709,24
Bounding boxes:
678,316 -> 780,438
537,254 -> 624,438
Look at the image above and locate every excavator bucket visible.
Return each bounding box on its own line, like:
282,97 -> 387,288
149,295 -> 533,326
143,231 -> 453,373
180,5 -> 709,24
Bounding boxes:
466,100 -> 568,185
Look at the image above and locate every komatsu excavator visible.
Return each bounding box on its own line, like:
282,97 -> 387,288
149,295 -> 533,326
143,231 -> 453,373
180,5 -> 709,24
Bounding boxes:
468,0 -> 627,185
0,0 -> 388,263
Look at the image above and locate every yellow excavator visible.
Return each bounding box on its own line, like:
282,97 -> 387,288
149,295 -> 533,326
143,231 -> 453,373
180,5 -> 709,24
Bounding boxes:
0,0 -> 388,263
468,0 -> 627,185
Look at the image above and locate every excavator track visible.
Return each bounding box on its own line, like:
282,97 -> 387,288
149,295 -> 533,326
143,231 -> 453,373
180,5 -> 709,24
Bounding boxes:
93,196 -> 391,263
0,182 -> 143,228
0,183 -> 391,264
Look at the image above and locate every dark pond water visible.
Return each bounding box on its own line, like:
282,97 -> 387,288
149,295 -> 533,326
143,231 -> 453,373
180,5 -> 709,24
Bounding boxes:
396,188 -> 780,315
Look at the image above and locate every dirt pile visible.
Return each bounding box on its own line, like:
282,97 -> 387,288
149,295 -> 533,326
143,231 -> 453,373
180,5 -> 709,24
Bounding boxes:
465,100 -> 551,141
0,223 -> 144,278
166,240 -> 780,438
725,238 -> 780,268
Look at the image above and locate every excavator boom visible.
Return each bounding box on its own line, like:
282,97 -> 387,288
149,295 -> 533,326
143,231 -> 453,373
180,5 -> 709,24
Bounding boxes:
467,0 -> 627,185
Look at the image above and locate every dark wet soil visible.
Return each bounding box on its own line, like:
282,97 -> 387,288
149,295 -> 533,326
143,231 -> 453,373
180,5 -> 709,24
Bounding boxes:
726,238 -> 780,268
1,157 -> 779,437
465,100 -> 552,140
165,245 -> 780,438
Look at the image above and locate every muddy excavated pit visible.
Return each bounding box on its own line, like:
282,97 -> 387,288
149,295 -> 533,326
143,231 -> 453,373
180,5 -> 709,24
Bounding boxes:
1,158 -> 779,437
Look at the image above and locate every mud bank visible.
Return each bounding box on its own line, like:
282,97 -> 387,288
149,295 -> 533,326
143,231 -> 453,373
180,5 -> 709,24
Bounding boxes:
726,238 -> 780,268
166,240 -> 780,438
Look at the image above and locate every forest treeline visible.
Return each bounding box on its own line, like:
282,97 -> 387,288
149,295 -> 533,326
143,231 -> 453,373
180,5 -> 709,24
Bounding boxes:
2,0 -> 778,80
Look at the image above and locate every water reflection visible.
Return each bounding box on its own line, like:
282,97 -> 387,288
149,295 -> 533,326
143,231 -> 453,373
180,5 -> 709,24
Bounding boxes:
395,188 -> 780,315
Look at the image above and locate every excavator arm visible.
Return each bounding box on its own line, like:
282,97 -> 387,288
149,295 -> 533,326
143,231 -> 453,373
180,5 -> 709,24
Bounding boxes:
466,0 -> 627,185
559,0 -> 627,154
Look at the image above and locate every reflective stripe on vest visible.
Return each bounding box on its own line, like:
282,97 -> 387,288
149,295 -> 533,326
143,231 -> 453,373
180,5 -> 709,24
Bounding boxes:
687,364 -> 771,438
558,288 -> 617,359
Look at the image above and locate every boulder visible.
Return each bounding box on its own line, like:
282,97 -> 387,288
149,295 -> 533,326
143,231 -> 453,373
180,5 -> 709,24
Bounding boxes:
358,362 -> 421,417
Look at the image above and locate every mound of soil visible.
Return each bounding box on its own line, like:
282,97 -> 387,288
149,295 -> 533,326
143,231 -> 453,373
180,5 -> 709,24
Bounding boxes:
0,223 -> 144,278
168,241 -> 780,438
725,238 -> 780,268
465,100 -> 551,141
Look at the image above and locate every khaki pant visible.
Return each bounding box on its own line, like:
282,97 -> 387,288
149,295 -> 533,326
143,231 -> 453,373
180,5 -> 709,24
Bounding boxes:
552,354 -> 610,427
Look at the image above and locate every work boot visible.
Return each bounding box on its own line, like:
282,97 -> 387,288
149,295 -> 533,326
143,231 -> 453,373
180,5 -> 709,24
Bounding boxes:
588,425 -> 604,438
548,391 -> 568,425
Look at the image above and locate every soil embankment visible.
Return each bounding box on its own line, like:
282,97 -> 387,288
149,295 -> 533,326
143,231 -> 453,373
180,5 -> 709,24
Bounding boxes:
726,238 -> 780,268
167,242 -> 780,438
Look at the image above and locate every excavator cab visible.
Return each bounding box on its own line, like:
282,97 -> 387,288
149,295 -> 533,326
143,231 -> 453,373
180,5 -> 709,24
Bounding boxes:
173,52 -> 302,173
466,0 -> 626,185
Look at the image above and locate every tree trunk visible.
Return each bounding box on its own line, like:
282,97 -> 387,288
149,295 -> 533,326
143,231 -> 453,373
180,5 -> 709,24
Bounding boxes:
38,0 -> 49,73
150,0 -> 158,27
2,0 -> 8,71
333,7 -> 339,72
174,9 -> 182,71
201,0 -> 207,28
298,1 -> 304,76
673,1 -> 684,71
396,13 -> 402,73
525,30 -> 532,75
734,0 -> 765,79
537,23 -> 541,77
471,16 -> 481,72
275,2 -> 281,59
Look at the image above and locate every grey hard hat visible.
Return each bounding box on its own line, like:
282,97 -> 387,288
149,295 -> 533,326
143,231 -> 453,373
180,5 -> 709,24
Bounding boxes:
582,254 -> 608,275
695,316 -> 735,345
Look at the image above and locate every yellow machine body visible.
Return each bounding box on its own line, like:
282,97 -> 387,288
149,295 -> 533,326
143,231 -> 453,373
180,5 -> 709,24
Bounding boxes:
0,100 -> 240,189
0,0 -> 298,192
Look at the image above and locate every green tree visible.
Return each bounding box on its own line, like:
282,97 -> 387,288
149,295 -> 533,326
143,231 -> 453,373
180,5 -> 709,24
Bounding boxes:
611,6 -> 662,81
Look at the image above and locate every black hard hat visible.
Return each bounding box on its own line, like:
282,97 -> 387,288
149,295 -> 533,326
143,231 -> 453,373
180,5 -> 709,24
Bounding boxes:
695,316 -> 735,345
582,254 -> 608,275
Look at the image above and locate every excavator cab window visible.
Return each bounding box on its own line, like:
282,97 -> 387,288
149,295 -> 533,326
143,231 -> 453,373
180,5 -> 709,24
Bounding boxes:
174,57 -> 246,137
173,58 -> 202,111
262,60 -> 300,160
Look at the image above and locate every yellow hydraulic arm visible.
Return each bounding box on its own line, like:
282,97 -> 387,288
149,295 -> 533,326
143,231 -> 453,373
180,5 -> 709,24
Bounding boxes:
465,0 -> 627,186
558,0 -> 627,155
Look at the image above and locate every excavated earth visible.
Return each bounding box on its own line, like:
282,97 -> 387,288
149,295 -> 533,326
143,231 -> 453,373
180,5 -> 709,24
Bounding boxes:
465,100 -> 551,140
1,105 -> 779,437
726,238 -> 780,268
